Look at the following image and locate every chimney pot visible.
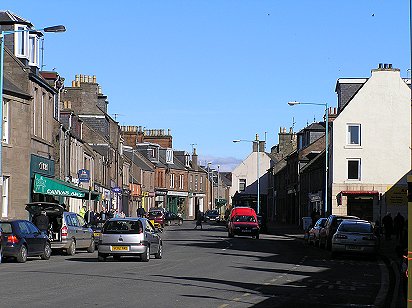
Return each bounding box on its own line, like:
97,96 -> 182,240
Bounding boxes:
93,75 -> 96,83
378,63 -> 383,69
384,64 -> 388,69
389,64 -> 393,69
72,80 -> 76,87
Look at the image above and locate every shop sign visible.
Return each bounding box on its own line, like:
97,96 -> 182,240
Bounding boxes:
78,169 -> 90,182
30,154 -> 55,177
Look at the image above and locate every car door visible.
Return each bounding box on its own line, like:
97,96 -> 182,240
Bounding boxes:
145,220 -> 159,253
66,214 -> 83,247
77,214 -> 92,248
17,221 -> 36,255
25,221 -> 44,254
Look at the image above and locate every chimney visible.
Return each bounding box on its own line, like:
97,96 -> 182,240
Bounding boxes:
192,148 -> 198,170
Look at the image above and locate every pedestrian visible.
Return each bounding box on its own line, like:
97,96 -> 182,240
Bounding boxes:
382,212 -> 394,240
194,210 -> 203,230
394,212 -> 405,240
137,205 -> 146,218
100,207 -> 107,222
34,210 -> 49,234
79,205 -> 86,219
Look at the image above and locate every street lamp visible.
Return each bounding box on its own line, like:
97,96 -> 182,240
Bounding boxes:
0,24 -> 66,180
288,101 -> 329,216
207,162 -> 212,210
233,134 -> 260,214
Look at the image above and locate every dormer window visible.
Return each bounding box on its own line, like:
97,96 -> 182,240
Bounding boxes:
28,34 -> 39,67
14,24 -> 29,58
166,148 -> 173,164
185,154 -> 190,167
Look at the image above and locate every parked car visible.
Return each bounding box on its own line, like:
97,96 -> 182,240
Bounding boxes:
331,219 -> 378,257
25,202 -> 95,255
204,210 -> 220,223
0,219 -> 51,263
319,215 -> 360,250
164,212 -> 183,226
90,221 -> 105,248
147,210 -> 165,228
308,217 -> 327,246
227,207 -> 260,239
98,217 -> 162,262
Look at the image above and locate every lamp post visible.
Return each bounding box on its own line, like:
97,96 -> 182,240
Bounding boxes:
233,134 -> 260,214
288,101 -> 329,217
217,164 -> 220,216
207,162 -> 212,210
0,24 -> 65,181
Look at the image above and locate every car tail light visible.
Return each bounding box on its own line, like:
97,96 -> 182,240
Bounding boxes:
7,235 -> 19,244
335,234 -> 347,239
61,225 -> 68,238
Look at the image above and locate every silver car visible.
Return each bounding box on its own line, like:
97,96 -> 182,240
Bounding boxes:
331,219 -> 378,257
25,202 -> 95,255
98,217 -> 162,262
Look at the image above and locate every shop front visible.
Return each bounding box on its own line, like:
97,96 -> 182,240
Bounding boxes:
155,189 -> 167,209
167,191 -> 188,218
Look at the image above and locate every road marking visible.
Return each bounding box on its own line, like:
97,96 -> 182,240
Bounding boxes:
232,298 -> 241,301
242,293 -> 251,297
218,304 -> 229,308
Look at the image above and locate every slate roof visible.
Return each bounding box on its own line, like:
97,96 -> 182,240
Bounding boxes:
4,77 -> 30,99
124,150 -> 154,172
0,11 -> 33,26
159,148 -> 187,171
297,122 -> 325,134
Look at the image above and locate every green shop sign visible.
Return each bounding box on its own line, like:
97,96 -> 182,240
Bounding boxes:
33,174 -> 85,198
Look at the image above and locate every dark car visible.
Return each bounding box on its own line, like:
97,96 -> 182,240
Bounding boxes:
204,210 -> 220,223
164,212 -> 183,226
90,221 -> 105,248
308,217 -> 327,247
0,220 -> 51,263
319,215 -> 360,250
147,210 -> 165,228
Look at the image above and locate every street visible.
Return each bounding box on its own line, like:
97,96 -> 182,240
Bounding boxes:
0,221 -> 387,308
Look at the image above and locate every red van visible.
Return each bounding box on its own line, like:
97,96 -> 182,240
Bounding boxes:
227,207 -> 260,239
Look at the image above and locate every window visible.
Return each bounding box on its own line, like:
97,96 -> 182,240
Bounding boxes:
190,175 -> 193,190
3,98 -> 9,144
2,176 -> 9,217
41,93 -> 45,139
15,25 -> 28,58
200,176 -> 203,191
347,159 -> 361,180
166,149 -> 173,164
179,174 -> 184,189
170,174 -> 175,188
28,34 -> 39,66
239,179 -> 246,192
195,175 -> 198,190
33,88 -> 37,136
347,124 -> 361,146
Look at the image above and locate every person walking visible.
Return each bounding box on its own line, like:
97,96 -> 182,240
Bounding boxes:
194,211 -> 203,230
137,205 -> 146,218
382,212 -> 394,240
394,212 -> 405,240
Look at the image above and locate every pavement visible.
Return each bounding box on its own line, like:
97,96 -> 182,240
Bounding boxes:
265,222 -> 406,308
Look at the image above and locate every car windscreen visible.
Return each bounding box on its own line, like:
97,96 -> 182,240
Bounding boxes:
0,222 -> 12,233
102,220 -> 143,234
208,210 -> 218,215
338,222 -> 373,233
234,215 -> 256,223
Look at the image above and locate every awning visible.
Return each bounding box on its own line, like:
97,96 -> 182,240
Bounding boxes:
33,174 -> 100,200
341,190 -> 379,195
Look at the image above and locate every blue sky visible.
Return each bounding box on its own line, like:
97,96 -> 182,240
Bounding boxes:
3,1 -> 410,171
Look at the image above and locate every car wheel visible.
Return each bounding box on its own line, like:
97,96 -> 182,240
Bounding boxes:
255,234 -> 259,240
315,239 -> 319,247
228,231 -> 234,238
87,239 -> 95,253
41,242 -> 52,260
113,255 -> 121,261
98,253 -> 106,262
155,243 -> 162,259
16,245 -> 28,263
67,240 -> 76,256
141,246 -> 150,262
